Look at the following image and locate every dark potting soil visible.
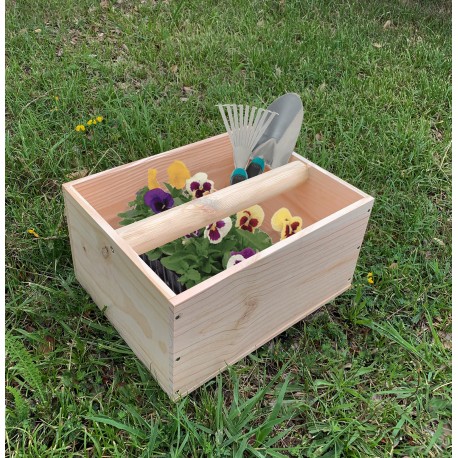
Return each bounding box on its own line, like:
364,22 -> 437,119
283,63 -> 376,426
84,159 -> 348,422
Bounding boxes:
140,254 -> 187,294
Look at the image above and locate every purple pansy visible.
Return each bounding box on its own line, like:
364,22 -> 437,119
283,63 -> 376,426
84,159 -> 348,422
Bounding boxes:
185,229 -> 201,238
185,172 -> 214,198
226,247 -> 256,268
230,247 -> 256,258
203,217 -> 232,244
144,188 -> 174,214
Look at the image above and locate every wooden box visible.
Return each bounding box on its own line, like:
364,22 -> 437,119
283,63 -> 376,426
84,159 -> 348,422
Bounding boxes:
63,133 -> 373,399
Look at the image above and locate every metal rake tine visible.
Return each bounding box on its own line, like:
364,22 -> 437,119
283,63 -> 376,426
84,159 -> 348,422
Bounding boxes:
238,104 -> 246,150
247,107 -> 261,149
241,105 -> 251,150
233,104 -> 242,149
218,104 -> 232,139
226,104 -> 237,147
244,106 -> 258,150
250,108 -> 267,149
251,110 -> 278,148
243,105 -> 250,132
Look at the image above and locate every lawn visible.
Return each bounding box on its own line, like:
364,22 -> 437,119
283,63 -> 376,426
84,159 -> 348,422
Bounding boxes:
5,0 -> 452,456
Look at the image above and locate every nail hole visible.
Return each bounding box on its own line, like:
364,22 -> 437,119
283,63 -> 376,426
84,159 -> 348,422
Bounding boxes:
175,357 -> 181,361
83,246 -> 86,252
357,246 -> 361,249
348,278 -> 351,281
367,209 -> 371,212
175,315 -> 181,320
110,246 -> 115,253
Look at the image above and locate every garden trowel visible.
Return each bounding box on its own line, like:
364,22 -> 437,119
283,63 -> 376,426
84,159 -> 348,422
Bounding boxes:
245,93 -> 303,177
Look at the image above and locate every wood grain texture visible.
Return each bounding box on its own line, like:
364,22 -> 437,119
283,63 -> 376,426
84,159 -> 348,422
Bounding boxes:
171,197 -> 374,396
63,184 -> 175,395
116,161 -> 308,254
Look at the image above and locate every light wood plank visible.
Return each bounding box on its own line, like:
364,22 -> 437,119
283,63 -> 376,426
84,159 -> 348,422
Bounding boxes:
63,184 -> 175,395
116,161 -> 308,254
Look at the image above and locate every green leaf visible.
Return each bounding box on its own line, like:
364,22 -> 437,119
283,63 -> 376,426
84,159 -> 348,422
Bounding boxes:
236,228 -> 272,252
160,256 -> 189,274
84,415 -> 147,440
186,268 -> 201,282
222,251 -> 232,268
145,249 -> 161,261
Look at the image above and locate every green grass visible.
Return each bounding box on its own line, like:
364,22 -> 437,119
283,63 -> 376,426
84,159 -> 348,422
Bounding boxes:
5,0 -> 451,456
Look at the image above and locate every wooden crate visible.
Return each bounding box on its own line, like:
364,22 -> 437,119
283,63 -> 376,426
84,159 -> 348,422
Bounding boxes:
63,133 -> 373,399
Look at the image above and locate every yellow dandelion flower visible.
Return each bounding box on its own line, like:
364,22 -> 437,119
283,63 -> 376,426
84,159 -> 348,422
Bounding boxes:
271,208 -> 293,232
167,160 -> 191,189
236,205 -> 265,232
93,119 -> 97,125
27,228 -> 40,238
87,119 -> 93,126
148,168 -> 161,190
75,124 -> 86,132
367,272 -> 374,284
96,116 -> 103,122
54,96 -> 59,101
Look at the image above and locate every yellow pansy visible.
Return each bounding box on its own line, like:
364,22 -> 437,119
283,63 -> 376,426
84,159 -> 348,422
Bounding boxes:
271,208 -> 292,232
167,160 -> 191,189
271,207 -> 303,240
236,205 -> 265,232
280,217 -> 302,240
75,124 -> 85,132
148,168 -> 161,190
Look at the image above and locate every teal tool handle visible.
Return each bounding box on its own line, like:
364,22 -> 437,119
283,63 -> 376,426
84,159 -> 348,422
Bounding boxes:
230,168 -> 248,185
245,157 -> 265,178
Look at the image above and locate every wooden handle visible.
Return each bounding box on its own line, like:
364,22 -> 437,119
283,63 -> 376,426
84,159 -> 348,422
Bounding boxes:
116,161 -> 308,254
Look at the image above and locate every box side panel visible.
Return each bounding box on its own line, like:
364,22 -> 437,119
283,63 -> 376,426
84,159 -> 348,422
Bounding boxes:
63,187 -> 174,395
74,134 -> 235,228
172,198 -> 373,396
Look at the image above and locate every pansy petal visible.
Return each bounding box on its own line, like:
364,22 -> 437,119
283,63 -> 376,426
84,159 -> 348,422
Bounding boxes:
208,229 -> 221,242
144,188 -> 174,214
192,172 -> 208,182
271,208 -> 293,232
202,181 -> 213,192
236,205 -> 264,230
246,205 -> 265,225
279,216 -> 302,240
226,254 -> 246,269
167,160 -> 191,189
147,168 -> 160,190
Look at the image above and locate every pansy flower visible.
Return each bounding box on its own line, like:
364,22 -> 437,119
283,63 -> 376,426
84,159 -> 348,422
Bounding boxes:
271,208 -> 303,240
144,188 -> 174,214
185,229 -> 201,238
236,205 -> 265,232
167,160 -> 191,189
147,168 -> 161,190
186,172 -> 214,198
226,247 -> 256,269
204,217 -> 232,244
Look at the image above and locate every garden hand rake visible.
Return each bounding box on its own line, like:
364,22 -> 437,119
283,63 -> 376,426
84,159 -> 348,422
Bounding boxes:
217,104 -> 278,184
